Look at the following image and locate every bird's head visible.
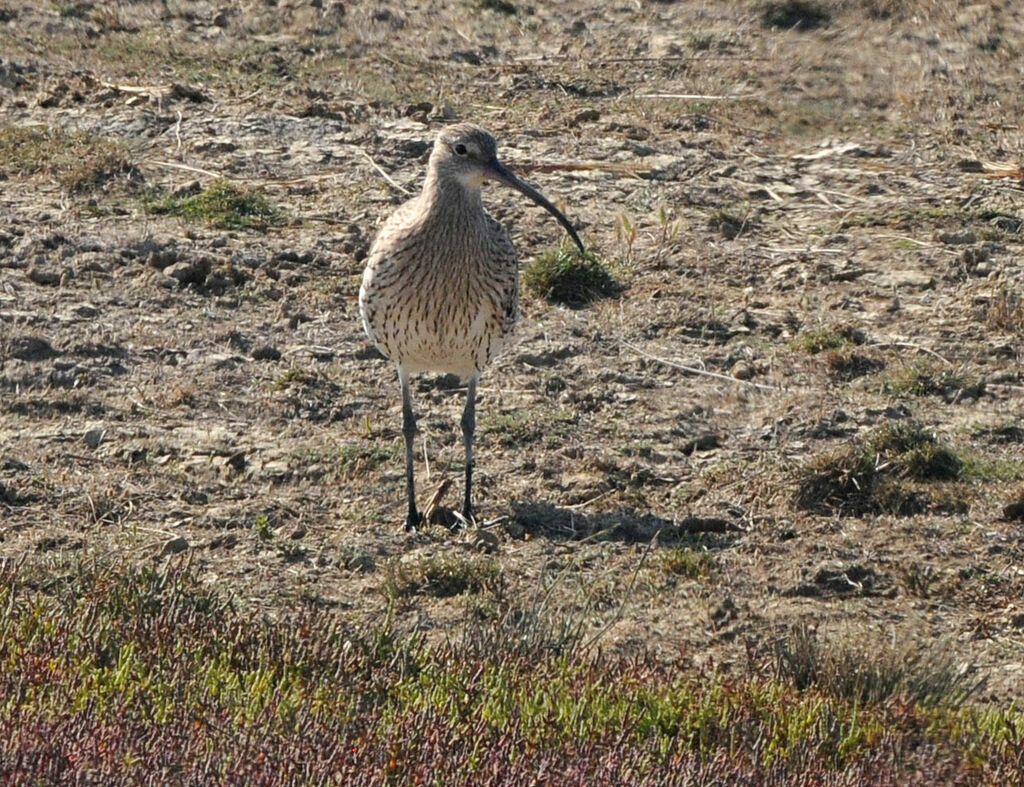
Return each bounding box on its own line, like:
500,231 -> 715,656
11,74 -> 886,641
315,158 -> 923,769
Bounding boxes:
429,123 -> 585,254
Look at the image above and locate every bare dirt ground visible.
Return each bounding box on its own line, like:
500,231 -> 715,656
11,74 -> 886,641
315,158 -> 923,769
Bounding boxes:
2,0 -> 1023,708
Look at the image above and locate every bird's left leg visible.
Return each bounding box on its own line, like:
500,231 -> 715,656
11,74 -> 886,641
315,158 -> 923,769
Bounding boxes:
460,374 -> 478,527
399,367 -> 421,531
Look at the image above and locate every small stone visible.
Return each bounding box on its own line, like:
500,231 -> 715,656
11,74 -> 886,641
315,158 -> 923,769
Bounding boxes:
27,266 -> 62,286
164,260 -> 210,286
956,159 -> 984,172
161,536 -> 190,556
682,433 -> 721,455
938,230 -> 976,246
8,336 -> 56,361
472,529 -> 500,554
208,533 -> 239,549
172,180 -> 202,199
871,269 -> 935,291
572,109 -> 600,126
146,249 -> 179,269
193,138 -> 238,154
404,101 -> 433,122
731,360 -> 756,380
1003,499 -> 1024,522
83,428 -> 105,449
170,83 -> 208,102
224,451 -> 247,473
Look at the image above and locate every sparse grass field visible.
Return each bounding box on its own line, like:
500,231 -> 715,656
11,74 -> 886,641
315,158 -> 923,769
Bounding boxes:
1,0 -> 1023,783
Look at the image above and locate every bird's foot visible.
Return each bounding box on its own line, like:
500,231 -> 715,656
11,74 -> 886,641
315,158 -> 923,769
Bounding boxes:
404,510 -> 422,532
456,505 -> 475,532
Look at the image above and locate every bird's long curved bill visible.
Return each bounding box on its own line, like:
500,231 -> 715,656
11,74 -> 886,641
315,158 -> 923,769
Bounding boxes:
486,160 -> 585,255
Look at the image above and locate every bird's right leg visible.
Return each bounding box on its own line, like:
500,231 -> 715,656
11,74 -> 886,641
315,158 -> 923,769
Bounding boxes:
399,368 -> 421,531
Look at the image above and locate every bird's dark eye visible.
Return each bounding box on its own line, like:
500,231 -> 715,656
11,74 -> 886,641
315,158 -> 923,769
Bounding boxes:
454,143 -> 468,156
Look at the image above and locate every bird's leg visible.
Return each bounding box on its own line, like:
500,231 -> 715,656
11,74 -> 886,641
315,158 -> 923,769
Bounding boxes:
460,375 -> 478,527
399,369 -> 420,531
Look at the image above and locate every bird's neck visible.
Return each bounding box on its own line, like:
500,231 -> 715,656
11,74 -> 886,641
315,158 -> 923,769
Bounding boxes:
420,171 -> 484,220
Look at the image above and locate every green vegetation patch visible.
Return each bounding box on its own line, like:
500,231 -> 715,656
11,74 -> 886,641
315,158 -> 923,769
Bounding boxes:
796,325 -> 865,355
885,359 -> 985,402
523,247 -> 621,307
656,546 -> 717,579
0,124 -> 140,192
480,407 -> 577,448
382,553 -> 501,598
148,181 -> 284,229
2,559 -> 1022,784
795,422 -> 970,516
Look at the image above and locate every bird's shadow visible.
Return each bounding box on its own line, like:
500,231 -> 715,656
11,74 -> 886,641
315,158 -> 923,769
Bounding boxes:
507,500 -> 744,549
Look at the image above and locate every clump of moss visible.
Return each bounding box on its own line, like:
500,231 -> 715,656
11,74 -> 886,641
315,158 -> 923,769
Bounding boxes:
523,247 -> 620,307
795,422 -> 967,516
148,181 -> 284,229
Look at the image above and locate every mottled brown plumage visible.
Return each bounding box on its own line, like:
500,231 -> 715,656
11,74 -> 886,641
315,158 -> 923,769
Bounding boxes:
359,123 -> 584,531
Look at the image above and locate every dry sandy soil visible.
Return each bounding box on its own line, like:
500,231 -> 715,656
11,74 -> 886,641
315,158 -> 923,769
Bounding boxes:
1,0 -> 1023,706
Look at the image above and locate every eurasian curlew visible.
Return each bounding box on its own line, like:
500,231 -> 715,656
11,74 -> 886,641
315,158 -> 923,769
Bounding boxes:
359,123 -> 585,531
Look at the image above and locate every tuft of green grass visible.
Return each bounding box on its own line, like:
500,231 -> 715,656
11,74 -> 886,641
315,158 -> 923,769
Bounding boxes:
961,454 -> 1024,483
885,359 -> 985,402
795,325 -> 864,355
336,442 -> 398,480
382,553 -> 501,599
270,367 -> 316,391
0,125 -> 141,192
795,422 -> 969,516
147,181 -> 284,229
253,513 -> 274,541
656,547 -> 716,579
523,247 -> 621,307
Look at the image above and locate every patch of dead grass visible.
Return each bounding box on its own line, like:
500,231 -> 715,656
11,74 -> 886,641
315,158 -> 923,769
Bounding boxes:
0,125 -> 141,192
